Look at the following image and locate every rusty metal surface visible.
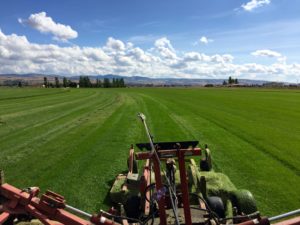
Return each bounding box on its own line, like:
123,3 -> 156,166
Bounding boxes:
152,206 -> 208,225
0,183 -> 91,225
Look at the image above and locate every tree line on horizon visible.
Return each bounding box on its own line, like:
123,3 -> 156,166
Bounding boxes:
43,76 -> 126,88
223,76 -> 239,85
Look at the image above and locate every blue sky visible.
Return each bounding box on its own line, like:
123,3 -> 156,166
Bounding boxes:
0,0 -> 300,81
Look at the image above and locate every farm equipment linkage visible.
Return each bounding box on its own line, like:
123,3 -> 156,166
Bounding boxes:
0,113 -> 299,225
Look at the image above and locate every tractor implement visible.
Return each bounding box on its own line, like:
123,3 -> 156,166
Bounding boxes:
0,113 -> 299,225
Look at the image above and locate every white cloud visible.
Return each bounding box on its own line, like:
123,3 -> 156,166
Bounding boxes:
127,47 -> 152,62
18,12 -> 78,42
82,47 -> 110,61
251,49 -> 287,63
0,30 -> 299,82
183,52 -> 202,62
154,37 -> 175,51
200,36 -> 213,44
183,52 -> 233,64
105,37 -> 126,52
154,37 -> 177,60
221,54 -> 235,63
251,49 -> 281,58
241,0 -> 271,12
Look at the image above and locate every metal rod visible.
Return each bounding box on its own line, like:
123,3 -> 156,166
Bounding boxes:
138,113 -> 155,153
65,204 -> 92,218
138,113 -> 180,225
269,209 -> 300,222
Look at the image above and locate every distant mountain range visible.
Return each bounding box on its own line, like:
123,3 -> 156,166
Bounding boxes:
0,73 -> 284,86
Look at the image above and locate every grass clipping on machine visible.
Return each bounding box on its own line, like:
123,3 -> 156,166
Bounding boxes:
200,171 -> 236,197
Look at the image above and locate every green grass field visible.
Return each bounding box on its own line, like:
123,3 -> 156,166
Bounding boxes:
0,87 -> 299,216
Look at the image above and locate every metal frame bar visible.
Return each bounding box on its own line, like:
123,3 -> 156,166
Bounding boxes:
136,148 -> 201,225
269,209 -> 300,222
178,150 -> 192,225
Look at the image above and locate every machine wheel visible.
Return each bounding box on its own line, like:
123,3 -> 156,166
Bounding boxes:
200,148 -> 212,171
230,190 -> 257,215
206,196 -> 225,218
124,195 -> 141,219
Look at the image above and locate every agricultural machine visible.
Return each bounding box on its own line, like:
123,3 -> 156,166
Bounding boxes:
0,113 -> 299,225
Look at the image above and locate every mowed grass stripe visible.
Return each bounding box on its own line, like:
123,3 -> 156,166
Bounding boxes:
0,91 -> 119,162
0,89 -> 79,115
0,90 -> 112,141
3,90 -> 125,186
0,90 -> 110,148
0,89 -> 94,136
0,88 -> 65,101
0,96 -> 117,164
172,96 -> 300,176
136,93 -> 197,141
0,89 -> 94,117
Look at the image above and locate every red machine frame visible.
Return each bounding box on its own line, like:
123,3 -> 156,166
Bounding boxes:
136,147 -> 201,225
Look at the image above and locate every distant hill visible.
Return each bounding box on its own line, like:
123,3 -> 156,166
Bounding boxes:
0,73 -> 278,86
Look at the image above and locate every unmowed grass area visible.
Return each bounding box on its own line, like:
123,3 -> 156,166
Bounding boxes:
0,87 -> 299,216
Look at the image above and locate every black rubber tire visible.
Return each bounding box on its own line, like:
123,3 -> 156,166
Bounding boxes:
200,149 -> 212,171
124,195 -> 141,219
206,196 -> 225,218
200,160 -> 209,171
